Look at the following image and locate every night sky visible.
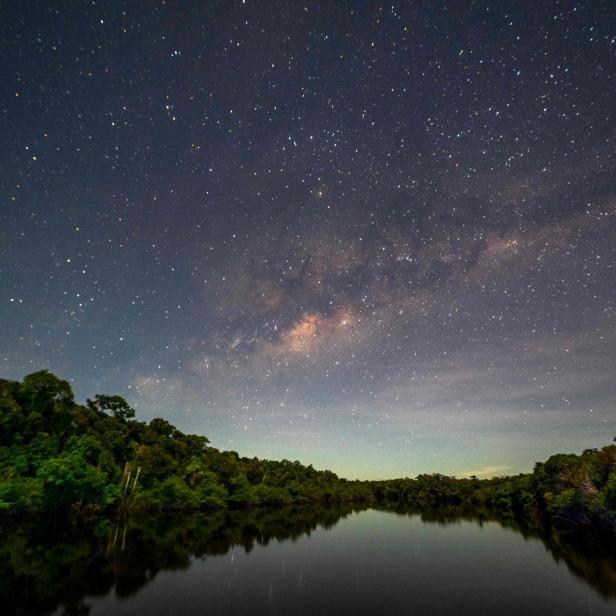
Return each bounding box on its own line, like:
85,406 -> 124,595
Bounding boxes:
2,1 -> 615,479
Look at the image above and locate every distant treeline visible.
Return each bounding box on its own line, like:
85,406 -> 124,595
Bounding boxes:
1,371 -> 615,532
369,452 -> 616,533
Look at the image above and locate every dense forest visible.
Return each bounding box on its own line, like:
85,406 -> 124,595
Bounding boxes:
1,371 -> 616,535
0,371 -> 373,514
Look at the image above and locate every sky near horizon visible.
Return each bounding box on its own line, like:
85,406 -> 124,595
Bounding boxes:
1,1 -> 615,480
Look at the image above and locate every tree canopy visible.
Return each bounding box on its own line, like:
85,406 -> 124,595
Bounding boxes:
1,370 -> 615,535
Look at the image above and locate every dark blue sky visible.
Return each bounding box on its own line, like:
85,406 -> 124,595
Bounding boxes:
2,1 -> 615,478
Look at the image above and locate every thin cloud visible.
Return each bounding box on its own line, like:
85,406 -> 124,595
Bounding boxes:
460,465 -> 511,478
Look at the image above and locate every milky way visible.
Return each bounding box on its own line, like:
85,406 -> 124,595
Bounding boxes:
2,1 -> 615,478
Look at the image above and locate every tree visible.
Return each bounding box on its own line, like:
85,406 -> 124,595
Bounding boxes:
17,370 -> 75,438
36,450 -> 115,512
87,394 -> 135,421
148,417 -> 175,437
196,471 -> 228,507
604,474 -> 616,511
226,474 -> 258,505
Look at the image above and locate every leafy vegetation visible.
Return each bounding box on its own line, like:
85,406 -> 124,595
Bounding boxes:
369,447 -> 616,533
0,371 -> 372,515
2,371 -> 616,615
1,370 -> 615,536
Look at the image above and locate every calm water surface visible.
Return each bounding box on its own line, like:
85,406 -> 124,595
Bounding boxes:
85,509 -> 613,616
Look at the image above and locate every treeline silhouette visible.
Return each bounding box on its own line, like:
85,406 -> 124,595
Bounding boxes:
1,370 -> 616,534
0,371 -> 372,514
368,450 -> 616,533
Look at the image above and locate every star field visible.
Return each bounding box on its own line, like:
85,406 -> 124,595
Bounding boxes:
1,1 -> 615,479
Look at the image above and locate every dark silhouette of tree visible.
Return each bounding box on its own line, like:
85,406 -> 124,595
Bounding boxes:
86,394 -> 135,420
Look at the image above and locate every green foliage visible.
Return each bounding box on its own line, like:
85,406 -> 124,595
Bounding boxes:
370,445 -> 616,530
1,370 -> 615,527
196,471 -> 228,507
36,450 -> 116,512
0,371 -> 374,515
254,483 -> 293,506
226,474 -> 258,505
1,371 -> 73,443
551,488 -> 580,513
142,477 -> 199,510
604,474 -> 616,512
0,476 -> 43,511
86,394 -> 135,420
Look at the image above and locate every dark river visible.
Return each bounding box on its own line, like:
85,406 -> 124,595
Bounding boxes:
4,506 -> 616,615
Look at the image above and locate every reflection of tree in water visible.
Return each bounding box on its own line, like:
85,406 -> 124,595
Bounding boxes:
0,505 -> 359,615
534,525 -> 616,601
377,503 -> 616,600
3,505 -> 616,614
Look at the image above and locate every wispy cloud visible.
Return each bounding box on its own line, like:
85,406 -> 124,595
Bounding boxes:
460,465 -> 511,478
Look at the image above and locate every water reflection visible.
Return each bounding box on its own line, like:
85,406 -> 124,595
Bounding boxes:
1,505 -> 359,615
1,505 -> 615,615
379,504 -> 616,601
